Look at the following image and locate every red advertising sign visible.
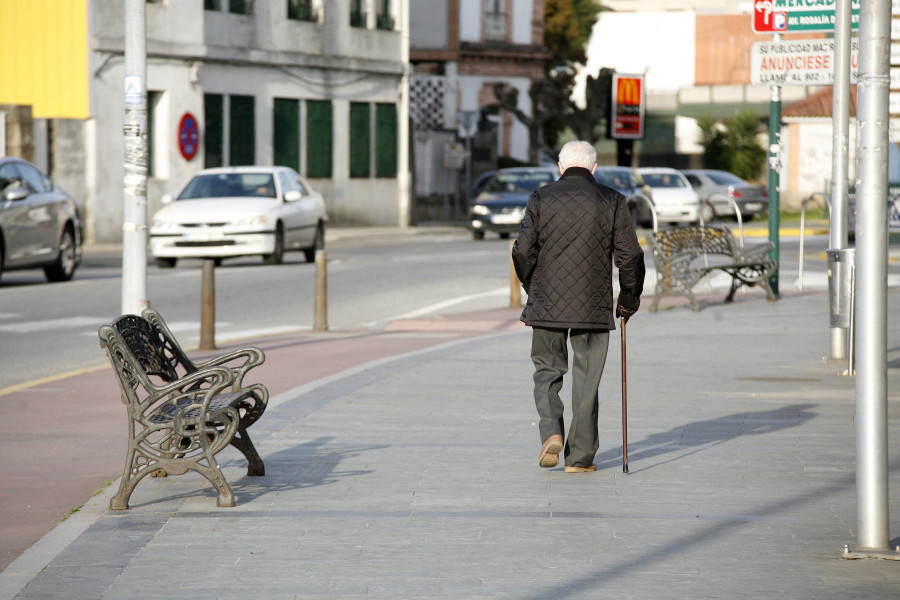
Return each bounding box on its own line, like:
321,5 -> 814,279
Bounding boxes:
611,74 -> 645,140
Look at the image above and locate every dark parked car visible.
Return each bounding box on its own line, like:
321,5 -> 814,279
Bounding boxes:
468,167 -> 558,240
593,166 -> 654,227
0,157 -> 83,282
681,169 -> 769,222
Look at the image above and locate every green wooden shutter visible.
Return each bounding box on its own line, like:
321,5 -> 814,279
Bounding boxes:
274,98 -> 300,170
229,95 -> 255,166
306,100 -> 333,178
349,102 -> 370,178
375,103 -> 397,178
204,93 -> 223,168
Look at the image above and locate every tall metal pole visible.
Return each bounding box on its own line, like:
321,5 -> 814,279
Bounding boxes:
830,0 -> 852,361
767,35 -> 782,298
397,0 -> 411,227
122,0 -> 148,315
853,0 -> 891,553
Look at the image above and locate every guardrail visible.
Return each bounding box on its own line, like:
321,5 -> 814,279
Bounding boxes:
798,191 -> 831,291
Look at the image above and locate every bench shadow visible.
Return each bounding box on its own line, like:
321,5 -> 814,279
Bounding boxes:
127,436 -> 388,507
222,435 -> 389,503
594,403 -> 817,473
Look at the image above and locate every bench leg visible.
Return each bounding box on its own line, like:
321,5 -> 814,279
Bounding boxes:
110,448 -> 164,510
230,427 -> 265,476
726,277 -> 742,303
191,455 -> 236,508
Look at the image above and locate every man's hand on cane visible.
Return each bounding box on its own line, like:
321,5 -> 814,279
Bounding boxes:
615,294 -> 640,324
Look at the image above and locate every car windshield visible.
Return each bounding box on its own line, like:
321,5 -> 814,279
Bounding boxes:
485,172 -> 554,194
594,170 -> 630,189
705,171 -> 744,185
178,173 -> 277,200
641,173 -> 686,188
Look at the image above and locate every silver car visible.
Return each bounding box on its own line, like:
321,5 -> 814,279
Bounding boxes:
681,169 -> 769,222
0,157 -> 83,283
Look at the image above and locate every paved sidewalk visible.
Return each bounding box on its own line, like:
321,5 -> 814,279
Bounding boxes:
3,287 -> 900,598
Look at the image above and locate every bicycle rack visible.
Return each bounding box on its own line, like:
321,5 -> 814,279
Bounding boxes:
699,192 -> 745,248
627,192 -> 658,234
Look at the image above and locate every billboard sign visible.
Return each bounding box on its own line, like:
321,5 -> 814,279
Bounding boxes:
753,0 -> 860,34
611,74 -> 645,140
751,38 -> 859,86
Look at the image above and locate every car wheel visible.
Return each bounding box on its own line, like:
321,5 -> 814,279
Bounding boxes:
472,230 -> 485,240
499,232 -> 510,239
44,227 -> 77,282
700,201 -> 716,224
303,221 -> 325,263
155,257 -> 177,269
263,224 -> 284,265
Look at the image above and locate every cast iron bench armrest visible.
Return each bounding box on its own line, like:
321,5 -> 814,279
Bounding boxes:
192,347 -> 266,389
99,310 -> 268,510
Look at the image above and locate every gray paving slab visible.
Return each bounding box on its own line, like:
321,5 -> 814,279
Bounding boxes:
4,289 -> 900,599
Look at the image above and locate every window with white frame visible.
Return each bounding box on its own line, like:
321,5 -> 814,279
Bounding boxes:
484,0 -> 506,42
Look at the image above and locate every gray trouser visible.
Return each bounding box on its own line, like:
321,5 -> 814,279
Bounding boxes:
531,327 -> 610,468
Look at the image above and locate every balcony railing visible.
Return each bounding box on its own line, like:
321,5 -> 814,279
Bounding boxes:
484,11 -> 506,42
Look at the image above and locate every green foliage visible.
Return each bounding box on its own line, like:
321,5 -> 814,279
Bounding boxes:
698,111 -> 766,181
496,1 -> 602,158
545,0 -> 602,65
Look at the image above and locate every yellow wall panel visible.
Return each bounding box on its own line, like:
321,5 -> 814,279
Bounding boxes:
0,0 -> 89,119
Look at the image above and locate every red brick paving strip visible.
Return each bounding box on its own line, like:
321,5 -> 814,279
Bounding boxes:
0,307 -> 524,572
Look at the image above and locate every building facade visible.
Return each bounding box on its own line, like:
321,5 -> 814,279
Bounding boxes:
409,0 -> 548,222
578,5 -> 829,207
0,0 -> 410,244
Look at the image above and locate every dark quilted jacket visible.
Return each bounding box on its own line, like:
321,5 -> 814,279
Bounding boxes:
511,167 -> 645,330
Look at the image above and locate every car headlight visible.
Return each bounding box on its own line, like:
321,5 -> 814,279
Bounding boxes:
236,215 -> 267,226
151,217 -> 177,229
470,205 -> 490,216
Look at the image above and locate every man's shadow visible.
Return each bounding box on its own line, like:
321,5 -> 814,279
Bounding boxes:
594,403 -> 817,473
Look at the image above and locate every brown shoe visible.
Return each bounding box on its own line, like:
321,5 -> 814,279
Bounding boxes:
538,434 -> 563,468
564,464 -> 597,473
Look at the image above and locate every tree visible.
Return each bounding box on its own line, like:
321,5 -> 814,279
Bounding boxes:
698,111 -> 766,181
492,0 -> 602,159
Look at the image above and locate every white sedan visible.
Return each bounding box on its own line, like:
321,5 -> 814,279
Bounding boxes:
635,167 -> 701,225
150,166 -> 327,268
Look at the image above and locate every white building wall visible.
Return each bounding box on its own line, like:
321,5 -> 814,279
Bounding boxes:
578,11 -> 696,97
73,0 -> 406,243
511,0 -> 532,45
459,0 -> 481,42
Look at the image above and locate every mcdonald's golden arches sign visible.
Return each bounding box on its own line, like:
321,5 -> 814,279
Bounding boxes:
611,74 -> 645,140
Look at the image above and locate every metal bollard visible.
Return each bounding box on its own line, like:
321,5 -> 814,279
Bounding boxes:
509,239 -> 522,308
199,259 -> 216,350
314,249 -> 328,331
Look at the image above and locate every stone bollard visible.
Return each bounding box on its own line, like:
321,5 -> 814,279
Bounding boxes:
314,249 -> 328,331
199,259 -> 216,350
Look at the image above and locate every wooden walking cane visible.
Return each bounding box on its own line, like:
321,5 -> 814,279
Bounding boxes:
621,316 -> 629,473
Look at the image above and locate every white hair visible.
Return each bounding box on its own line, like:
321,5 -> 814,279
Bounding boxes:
557,140 -> 597,171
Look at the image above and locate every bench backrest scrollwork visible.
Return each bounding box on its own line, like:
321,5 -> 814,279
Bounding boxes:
651,225 -> 737,259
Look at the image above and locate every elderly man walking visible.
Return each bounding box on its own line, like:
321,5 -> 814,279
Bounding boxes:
512,140 -> 646,472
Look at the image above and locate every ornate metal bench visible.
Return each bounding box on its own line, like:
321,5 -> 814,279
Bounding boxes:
99,308 -> 268,509
644,224 -> 777,312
